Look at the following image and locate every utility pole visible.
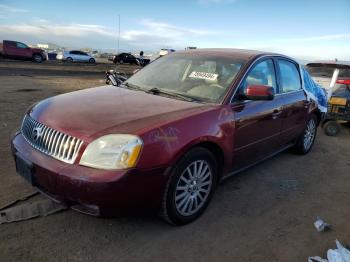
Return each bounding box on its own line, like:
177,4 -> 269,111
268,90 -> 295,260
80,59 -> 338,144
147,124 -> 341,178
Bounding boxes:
117,14 -> 120,55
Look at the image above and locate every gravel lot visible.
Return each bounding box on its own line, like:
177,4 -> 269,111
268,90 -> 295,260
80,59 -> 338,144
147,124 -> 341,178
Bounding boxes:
0,60 -> 349,262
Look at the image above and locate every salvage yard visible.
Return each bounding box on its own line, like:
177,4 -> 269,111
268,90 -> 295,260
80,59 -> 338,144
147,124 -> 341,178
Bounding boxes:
0,60 -> 350,261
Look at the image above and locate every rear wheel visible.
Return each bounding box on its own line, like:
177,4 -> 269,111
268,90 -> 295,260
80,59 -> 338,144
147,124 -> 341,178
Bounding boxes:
32,54 -> 43,63
323,120 -> 340,136
119,60 -> 124,64
66,57 -> 73,63
293,115 -> 317,154
89,58 -> 95,64
161,147 -> 217,225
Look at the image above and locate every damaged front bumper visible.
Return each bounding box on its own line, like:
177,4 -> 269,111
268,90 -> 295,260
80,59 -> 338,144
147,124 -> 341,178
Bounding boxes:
11,132 -> 169,216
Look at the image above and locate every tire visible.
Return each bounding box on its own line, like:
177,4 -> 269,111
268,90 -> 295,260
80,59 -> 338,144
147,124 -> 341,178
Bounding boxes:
119,60 -> 124,64
66,57 -> 73,63
89,58 -> 95,64
32,54 -> 43,63
323,120 -> 340,136
293,115 -> 317,154
161,147 -> 218,225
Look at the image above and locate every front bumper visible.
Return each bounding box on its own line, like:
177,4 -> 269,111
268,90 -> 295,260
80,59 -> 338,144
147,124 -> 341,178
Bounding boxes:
11,133 -> 169,216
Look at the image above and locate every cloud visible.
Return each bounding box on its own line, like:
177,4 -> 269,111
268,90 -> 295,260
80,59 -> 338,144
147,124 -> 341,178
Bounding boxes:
121,19 -> 215,47
0,4 -> 29,13
276,34 -> 350,43
0,4 -> 29,19
0,23 -> 115,38
0,19 -> 215,50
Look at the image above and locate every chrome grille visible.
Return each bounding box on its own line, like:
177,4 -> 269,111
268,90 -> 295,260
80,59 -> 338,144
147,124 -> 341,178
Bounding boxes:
21,115 -> 84,164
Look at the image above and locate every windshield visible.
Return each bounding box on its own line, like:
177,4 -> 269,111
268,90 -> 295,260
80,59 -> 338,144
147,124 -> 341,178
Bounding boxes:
125,54 -> 245,103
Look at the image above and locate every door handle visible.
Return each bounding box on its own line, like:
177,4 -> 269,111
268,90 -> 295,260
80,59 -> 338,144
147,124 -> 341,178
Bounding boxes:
272,109 -> 283,119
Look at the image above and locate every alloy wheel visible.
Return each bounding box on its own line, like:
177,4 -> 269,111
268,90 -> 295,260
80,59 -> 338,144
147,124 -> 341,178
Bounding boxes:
304,118 -> 316,151
174,160 -> 213,216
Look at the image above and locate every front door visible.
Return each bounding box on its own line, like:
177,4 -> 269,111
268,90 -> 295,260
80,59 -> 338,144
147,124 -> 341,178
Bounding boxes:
14,42 -> 32,58
230,58 -> 284,171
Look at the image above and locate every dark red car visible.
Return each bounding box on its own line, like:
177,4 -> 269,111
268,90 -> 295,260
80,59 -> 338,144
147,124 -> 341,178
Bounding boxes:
0,40 -> 47,63
11,49 -> 322,225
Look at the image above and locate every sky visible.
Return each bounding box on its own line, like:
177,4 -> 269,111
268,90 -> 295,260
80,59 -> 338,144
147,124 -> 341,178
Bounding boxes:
0,0 -> 349,60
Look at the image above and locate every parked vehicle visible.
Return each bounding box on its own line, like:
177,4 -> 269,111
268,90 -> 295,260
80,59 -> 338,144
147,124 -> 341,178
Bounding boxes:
56,50 -> 96,63
113,53 -> 138,64
113,52 -> 150,66
0,40 -> 46,63
11,49 -> 323,225
307,62 -> 350,136
159,48 -> 175,57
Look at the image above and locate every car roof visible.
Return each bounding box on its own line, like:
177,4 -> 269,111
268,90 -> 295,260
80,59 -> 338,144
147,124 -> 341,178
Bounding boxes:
172,48 -> 282,61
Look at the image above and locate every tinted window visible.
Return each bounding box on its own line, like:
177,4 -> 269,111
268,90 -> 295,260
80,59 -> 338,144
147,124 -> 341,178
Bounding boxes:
278,60 -> 302,93
241,59 -> 277,92
80,52 -> 88,56
16,42 -> 28,48
70,51 -> 78,55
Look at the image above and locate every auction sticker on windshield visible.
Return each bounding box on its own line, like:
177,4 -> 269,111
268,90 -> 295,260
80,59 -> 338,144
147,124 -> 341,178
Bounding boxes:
189,71 -> 218,81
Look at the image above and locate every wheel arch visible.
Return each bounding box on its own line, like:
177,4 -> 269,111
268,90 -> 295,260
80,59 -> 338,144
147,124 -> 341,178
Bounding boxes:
171,140 -> 225,182
313,108 -> 324,126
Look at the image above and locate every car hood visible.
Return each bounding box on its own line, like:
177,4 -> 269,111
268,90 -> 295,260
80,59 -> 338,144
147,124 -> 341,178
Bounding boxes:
29,86 -> 211,141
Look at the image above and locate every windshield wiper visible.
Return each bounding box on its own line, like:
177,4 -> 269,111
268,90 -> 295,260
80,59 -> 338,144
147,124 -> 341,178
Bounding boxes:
146,88 -> 198,102
123,82 -> 145,91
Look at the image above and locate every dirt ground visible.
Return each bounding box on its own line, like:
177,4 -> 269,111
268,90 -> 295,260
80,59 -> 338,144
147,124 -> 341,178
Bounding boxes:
0,60 -> 349,262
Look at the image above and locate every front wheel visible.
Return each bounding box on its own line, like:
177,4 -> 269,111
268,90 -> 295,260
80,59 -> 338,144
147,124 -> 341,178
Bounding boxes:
161,147 -> 217,225
32,54 -> 43,63
293,115 -> 317,154
89,58 -> 95,64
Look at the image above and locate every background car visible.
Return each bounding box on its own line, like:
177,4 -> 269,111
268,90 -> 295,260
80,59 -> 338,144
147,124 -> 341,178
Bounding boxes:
113,53 -> 138,65
0,40 -> 46,63
56,50 -> 96,63
159,48 -> 175,57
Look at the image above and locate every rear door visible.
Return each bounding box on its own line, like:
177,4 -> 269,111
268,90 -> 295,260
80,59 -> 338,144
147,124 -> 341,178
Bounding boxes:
4,41 -> 17,56
276,58 -> 308,146
230,58 -> 285,171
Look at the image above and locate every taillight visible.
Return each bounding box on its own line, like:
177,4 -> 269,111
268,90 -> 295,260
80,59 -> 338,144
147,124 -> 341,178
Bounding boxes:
336,79 -> 350,85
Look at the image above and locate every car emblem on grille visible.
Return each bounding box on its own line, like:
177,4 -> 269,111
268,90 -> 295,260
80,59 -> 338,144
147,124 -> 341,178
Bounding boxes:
32,127 -> 44,141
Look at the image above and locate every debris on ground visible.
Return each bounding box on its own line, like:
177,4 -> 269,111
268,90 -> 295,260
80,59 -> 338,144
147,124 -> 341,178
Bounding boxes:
0,197 -> 66,224
314,216 -> 331,232
308,240 -> 350,262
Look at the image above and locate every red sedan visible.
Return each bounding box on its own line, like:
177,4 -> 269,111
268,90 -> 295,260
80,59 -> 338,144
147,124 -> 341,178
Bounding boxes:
11,49 -> 322,225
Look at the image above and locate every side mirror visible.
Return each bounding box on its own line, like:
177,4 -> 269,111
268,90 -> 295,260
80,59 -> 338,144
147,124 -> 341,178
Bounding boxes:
244,85 -> 274,100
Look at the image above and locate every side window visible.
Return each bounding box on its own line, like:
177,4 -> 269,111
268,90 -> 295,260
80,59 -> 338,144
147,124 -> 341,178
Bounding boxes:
278,59 -> 302,93
16,42 -> 28,49
70,51 -> 77,55
241,59 -> 277,92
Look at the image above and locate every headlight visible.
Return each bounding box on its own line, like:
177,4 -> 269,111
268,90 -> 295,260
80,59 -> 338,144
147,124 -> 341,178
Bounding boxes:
79,134 -> 143,170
